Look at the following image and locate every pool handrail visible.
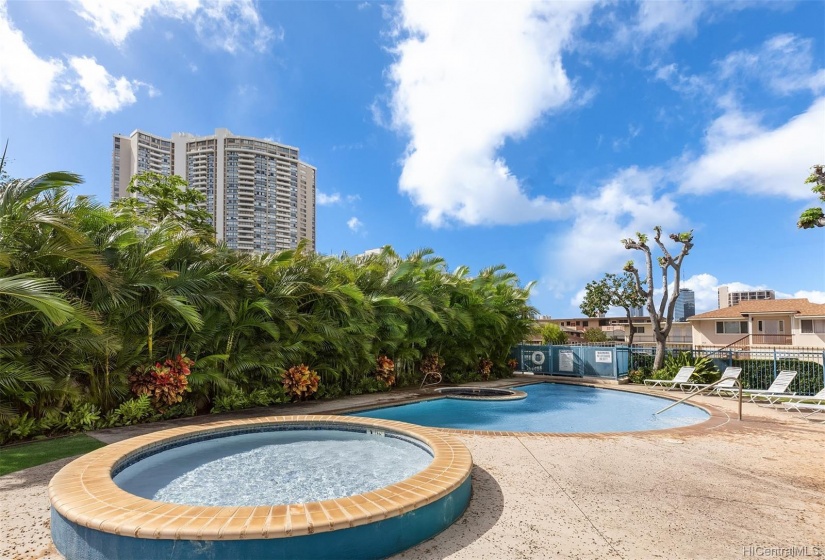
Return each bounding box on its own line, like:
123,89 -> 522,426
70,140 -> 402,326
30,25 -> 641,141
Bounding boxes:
655,375 -> 743,420
421,370 -> 443,389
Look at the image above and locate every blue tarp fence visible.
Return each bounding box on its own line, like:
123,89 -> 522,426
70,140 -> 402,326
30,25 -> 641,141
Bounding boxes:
511,344 -> 825,395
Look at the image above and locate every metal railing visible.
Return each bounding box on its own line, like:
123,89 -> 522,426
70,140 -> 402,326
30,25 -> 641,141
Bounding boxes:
751,334 -> 793,346
631,335 -> 693,344
655,376 -> 743,420
420,371 -> 443,389
694,348 -> 824,395
698,335 -> 750,356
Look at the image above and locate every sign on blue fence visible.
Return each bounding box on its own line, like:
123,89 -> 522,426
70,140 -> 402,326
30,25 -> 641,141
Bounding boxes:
519,346 -> 550,374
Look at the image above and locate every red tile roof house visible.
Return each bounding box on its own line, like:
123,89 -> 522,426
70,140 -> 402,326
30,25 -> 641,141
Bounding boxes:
688,299 -> 825,349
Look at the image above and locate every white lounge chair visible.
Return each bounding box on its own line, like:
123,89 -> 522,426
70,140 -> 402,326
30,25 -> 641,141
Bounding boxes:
780,388 -> 825,412
782,401 -> 825,423
680,367 -> 742,395
644,366 -> 695,390
719,370 -> 797,404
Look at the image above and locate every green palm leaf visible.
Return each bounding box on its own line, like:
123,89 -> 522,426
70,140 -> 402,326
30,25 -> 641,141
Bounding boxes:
0,274 -> 76,325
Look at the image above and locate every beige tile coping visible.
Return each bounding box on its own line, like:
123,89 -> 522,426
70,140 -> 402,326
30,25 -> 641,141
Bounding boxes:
48,415 -> 473,541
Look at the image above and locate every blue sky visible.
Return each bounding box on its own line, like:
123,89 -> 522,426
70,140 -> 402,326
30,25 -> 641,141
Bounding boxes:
1,0 -> 823,318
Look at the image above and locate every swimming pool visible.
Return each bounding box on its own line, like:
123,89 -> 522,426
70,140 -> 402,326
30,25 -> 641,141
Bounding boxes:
351,382 -> 709,433
49,416 -> 472,560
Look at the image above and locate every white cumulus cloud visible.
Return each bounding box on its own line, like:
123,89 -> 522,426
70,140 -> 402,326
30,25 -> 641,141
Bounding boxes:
544,167 -> 684,293
680,274 -> 825,313
679,273 -> 724,313
347,217 -> 364,232
69,56 -> 148,114
0,1 -> 155,115
680,98 -> 825,199
71,0 -> 277,53
71,0 -> 175,45
634,0 -> 706,41
0,0 -> 67,112
793,291 -> 825,304
717,34 -> 825,96
386,0 -> 593,227
317,191 -> 342,206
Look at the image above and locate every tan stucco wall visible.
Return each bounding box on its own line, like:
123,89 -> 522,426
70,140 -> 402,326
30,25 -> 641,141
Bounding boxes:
691,320 -> 748,346
749,314 -> 790,334
692,315 -> 825,348
793,332 -> 825,349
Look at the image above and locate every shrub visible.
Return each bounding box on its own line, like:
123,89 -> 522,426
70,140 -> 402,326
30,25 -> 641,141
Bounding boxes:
540,323 -> 568,345
246,389 -> 272,408
210,388 -> 249,413
6,413 -> 38,440
374,355 -> 396,387
63,403 -> 101,432
159,401 -> 197,420
627,369 -> 646,384
507,358 -> 519,372
442,369 -> 481,384
39,411 -> 66,434
730,358 -> 824,394
104,395 -> 154,427
583,328 -> 608,343
130,354 -> 194,409
650,352 -> 718,383
629,352 -> 654,377
478,358 -> 493,381
352,377 -> 390,395
281,364 -> 320,401
316,384 -> 344,400
420,353 -> 444,374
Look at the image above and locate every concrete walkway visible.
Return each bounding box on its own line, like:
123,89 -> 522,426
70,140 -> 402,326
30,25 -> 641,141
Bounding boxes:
2,380 -> 823,559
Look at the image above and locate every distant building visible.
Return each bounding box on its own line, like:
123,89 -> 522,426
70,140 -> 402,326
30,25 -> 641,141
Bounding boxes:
526,315 -> 692,346
689,298 -> 825,349
630,306 -> 645,317
674,289 -> 696,321
717,286 -> 775,309
112,128 -> 316,253
359,248 -> 383,257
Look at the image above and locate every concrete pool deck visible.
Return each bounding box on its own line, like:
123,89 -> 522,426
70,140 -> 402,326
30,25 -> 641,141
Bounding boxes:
2,378 -> 823,559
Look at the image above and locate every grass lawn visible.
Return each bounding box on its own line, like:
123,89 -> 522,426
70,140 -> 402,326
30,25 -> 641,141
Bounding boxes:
0,434 -> 106,476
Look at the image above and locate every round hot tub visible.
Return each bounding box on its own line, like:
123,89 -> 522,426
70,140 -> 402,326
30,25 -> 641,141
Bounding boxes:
435,386 -> 527,401
49,416 -> 472,560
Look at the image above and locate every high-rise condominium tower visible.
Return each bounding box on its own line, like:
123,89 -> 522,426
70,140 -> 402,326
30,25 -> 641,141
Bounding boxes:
717,286 -> 775,309
673,288 -> 696,321
112,128 -> 316,253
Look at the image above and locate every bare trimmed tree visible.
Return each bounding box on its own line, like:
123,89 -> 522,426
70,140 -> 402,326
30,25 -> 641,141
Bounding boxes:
580,272 -> 647,346
622,227 -> 694,371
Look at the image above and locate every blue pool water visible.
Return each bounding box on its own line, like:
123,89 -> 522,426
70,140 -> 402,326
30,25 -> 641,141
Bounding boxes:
352,382 -> 709,433
114,429 -> 433,506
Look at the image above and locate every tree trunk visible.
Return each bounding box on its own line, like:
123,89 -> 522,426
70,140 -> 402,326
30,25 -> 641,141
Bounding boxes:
654,335 -> 667,370
148,309 -> 154,361
104,345 -> 110,410
625,310 -> 635,347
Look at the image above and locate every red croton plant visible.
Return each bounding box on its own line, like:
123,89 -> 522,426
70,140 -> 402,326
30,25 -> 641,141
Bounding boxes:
420,353 -> 444,374
375,355 -> 395,387
281,364 -> 320,401
478,358 -> 493,381
129,354 -> 194,409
